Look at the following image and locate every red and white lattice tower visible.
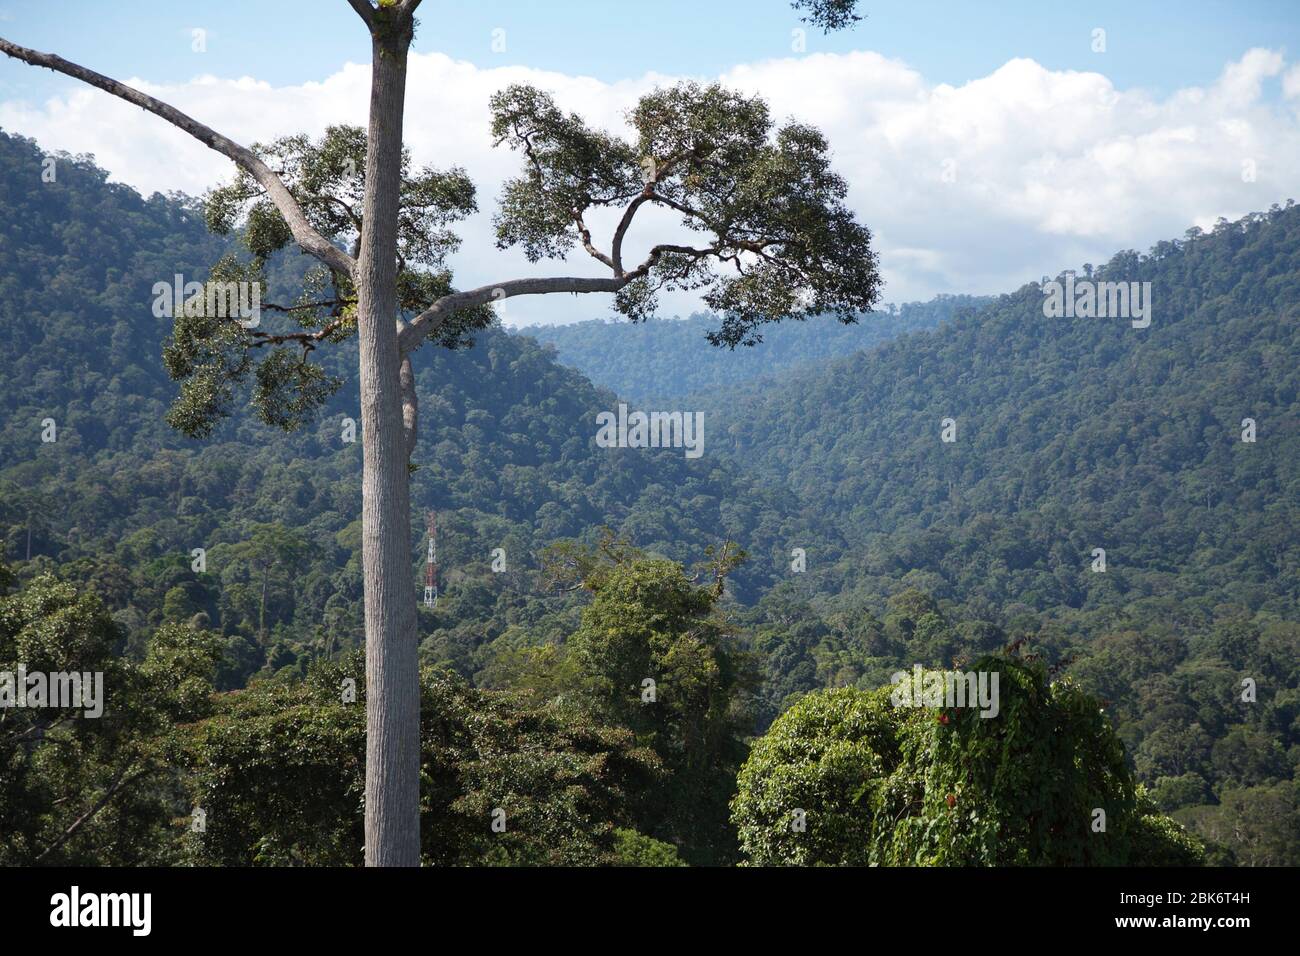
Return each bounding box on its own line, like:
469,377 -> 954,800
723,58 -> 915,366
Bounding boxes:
423,510 -> 438,608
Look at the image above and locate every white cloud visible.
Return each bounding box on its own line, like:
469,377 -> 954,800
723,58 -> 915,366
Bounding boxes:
2,46 -> 1298,325
1283,64 -> 1300,100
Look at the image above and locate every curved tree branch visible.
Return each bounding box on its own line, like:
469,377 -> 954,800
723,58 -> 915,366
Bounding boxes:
572,208 -> 615,271
611,192 -> 651,275
399,275 -> 628,353
0,36 -> 356,279
346,0 -> 378,27
34,763 -> 153,863
398,237 -> 725,355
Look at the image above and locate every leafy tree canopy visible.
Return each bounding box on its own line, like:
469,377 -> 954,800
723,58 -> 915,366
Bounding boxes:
731,653 -> 1206,866
491,81 -> 882,346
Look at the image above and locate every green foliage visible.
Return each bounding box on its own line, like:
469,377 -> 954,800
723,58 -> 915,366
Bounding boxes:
792,0 -> 864,31
731,685 -> 897,865
178,662 -> 365,866
0,567 -> 221,865
526,297 -> 986,407
1174,780 -> 1300,866
170,124 -> 487,438
182,653 -> 662,866
732,654 -> 1206,866
611,828 -> 688,866
559,539 -> 756,864
3,128 -> 1296,866
490,85 -> 639,262
1130,789 -> 1209,866
701,204 -> 1300,621
705,204 -> 1300,865
0,132 -> 832,695
491,81 -> 883,343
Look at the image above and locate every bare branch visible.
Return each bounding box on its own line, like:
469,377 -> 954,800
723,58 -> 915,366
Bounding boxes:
398,236 -> 722,354
572,209 -> 615,271
399,275 -> 628,353
612,184 -> 732,275
34,764 -> 153,862
648,190 -> 719,231
311,193 -> 364,233
246,320 -> 345,350
0,36 -> 356,279
261,300 -> 347,315
346,0 -> 377,27
611,191 -> 651,275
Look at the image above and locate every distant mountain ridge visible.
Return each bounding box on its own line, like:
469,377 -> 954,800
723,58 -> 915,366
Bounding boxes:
522,296 -> 991,406
702,203 -> 1300,619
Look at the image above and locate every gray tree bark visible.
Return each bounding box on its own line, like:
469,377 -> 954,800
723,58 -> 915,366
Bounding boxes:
357,12 -> 420,867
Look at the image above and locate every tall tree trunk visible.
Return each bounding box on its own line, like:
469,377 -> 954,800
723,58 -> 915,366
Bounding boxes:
359,16 -> 419,867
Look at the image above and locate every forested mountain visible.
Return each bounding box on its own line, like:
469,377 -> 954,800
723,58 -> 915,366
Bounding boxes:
704,205 -> 1300,864
0,127 -> 1294,867
0,129 -> 837,688
703,205 -> 1300,620
525,297 -> 990,406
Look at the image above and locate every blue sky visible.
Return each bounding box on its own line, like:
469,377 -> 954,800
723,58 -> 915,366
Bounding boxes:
3,1 -> 1297,105
2,1 -> 1298,324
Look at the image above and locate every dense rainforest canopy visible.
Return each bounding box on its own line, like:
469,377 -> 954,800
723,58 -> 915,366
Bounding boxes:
526,295 -> 990,408
0,130 -> 1295,865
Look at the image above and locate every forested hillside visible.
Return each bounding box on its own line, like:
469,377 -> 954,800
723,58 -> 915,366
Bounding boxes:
525,297 -> 990,406
0,130 -> 837,688
704,205 -> 1300,863
704,205 -> 1300,619
1,128 -> 1294,867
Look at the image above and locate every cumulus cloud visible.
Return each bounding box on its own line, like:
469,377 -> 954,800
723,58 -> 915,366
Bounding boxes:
2,45 -> 1297,325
